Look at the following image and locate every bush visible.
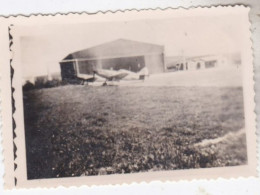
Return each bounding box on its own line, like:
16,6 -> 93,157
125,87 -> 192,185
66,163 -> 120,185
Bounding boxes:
23,81 -> 35,91
23,79 -> 68,91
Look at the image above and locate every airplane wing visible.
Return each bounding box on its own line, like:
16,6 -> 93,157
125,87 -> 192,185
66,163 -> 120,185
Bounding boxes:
77,74 -> 94,80
76,74 -> 96,84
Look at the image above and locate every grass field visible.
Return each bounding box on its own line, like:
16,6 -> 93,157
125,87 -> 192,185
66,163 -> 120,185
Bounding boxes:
23,85 -> 247,179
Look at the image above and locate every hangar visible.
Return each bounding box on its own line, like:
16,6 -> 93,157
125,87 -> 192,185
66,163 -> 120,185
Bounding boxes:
60,39 -> 165,83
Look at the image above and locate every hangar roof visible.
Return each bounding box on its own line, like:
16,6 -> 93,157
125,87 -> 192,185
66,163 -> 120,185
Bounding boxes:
62,39 -> 164,61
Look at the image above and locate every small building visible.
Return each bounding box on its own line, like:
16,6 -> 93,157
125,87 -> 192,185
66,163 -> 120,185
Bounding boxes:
186,55 -> 226,70
166,54 -> 228,72
60,39 -> 165,83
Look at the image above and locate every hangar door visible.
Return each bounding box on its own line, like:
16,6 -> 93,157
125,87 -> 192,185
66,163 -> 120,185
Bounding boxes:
76,56 -> 145,75
101,56 -> 145,72
77,60 -> 97,75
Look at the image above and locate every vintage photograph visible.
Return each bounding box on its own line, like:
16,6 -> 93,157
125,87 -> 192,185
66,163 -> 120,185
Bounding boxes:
18,13 -> 248,180
0,7 -> 254,188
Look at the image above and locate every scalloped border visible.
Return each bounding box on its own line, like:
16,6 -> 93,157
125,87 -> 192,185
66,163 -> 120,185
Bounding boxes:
2,5 -> 258,189
0,2 -> 250,19
8,24 -> 17,187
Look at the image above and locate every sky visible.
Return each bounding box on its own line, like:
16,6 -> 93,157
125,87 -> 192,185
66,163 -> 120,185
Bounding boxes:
20,13 -> 246,78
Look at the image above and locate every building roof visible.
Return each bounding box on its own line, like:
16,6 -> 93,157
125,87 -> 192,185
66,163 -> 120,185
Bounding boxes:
187,54 -> 220,61
62,39 -> 164,61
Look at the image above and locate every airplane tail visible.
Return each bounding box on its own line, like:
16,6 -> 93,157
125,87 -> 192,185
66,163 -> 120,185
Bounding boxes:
92,66 -> 97,73
138,67 -> 149,80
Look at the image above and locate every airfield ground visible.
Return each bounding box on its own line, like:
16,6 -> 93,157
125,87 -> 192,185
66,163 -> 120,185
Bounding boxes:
23,68 -> 247,179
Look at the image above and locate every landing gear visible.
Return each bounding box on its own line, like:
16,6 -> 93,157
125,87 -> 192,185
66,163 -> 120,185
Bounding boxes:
102,81 -> 108,86
81,80 -> 88,85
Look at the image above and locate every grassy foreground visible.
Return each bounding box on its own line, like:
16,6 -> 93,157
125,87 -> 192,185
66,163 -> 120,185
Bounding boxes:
23,85 -> 246,179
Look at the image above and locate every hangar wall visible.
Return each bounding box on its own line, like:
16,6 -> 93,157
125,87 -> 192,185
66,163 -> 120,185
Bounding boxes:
60,52 -> 165,81
60,39 -> 165,82
145,54 -> 165,74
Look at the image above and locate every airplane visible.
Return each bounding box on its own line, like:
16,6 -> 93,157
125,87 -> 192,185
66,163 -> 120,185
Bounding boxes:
77,67 -> 149,86
93,67 -> 149,86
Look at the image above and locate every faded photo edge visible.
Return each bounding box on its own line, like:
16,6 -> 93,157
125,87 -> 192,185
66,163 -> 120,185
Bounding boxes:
0,6 -> 257,189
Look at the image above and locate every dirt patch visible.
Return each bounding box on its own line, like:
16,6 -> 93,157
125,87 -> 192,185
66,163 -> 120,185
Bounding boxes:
195,129 -> 245,147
